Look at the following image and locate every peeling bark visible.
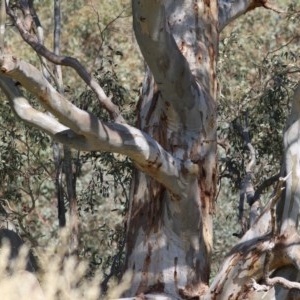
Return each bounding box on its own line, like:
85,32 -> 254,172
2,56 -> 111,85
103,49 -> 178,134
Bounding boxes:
208,82 -> 300,299
0,56 -> 189,197
0,0 -> 290,299
125,1 -> 219,298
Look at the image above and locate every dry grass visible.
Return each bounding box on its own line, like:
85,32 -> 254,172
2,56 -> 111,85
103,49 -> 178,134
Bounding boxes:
0,229 -> 131,300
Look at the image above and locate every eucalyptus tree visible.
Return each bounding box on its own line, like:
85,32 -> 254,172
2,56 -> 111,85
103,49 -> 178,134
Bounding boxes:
0,0 -> 299,299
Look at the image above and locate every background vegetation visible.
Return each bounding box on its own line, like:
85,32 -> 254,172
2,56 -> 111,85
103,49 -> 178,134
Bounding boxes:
0,0 -> 300,296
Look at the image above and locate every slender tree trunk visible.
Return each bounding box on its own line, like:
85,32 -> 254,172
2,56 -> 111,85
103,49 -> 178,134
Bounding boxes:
63,146 -> 79,255
53,143 -> 66,227
124,1 -> 218,297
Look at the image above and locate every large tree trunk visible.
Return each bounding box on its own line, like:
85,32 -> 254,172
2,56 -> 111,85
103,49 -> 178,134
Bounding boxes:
0,1 -> 286,299
123,1 -> 284,298
207,85 -> 300,300
124,1 -> 218,298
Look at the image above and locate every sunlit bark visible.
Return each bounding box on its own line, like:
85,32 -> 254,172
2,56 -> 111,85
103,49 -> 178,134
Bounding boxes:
208,83 -> 300,299
124,0 -> 218,297
0,0 -> 293,299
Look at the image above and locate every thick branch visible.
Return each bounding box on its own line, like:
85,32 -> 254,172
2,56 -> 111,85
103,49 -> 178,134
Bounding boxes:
6,6 -> 124,123
0,73 -> 89,149
209,186 -> 292,300
218,0 -> 283,32
264,246 -> 300,291
0,55 -> 195,198
267,276 -> 300,290
132,1 -> 198,117
252,173 -> 280,204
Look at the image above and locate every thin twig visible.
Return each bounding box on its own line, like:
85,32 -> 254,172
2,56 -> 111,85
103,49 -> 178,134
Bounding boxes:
52,0 -> 67,231
88,2 -> 129,70
27,0 -> 53,82
266,35 -> 299,59
234,111 -> 257,227
263,1 -> 286,14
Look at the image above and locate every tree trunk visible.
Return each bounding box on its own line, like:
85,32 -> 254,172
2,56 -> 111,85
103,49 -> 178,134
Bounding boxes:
0,0 -> 290,299
207,84 -> 300,300
63,146 -> 79,255
124,1 -> 218,297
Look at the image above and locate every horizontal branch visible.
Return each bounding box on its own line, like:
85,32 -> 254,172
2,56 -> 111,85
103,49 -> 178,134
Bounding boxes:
0,73 -> 92,149
266,276 -> 300,290
6,5 -> 125,123
0,55 -> 195,198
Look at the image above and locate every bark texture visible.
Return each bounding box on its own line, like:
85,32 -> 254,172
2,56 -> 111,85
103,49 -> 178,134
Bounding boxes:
123,0 -> 268,298
124,1 -> 219,297
208,84 -> 300,300
0,0 -> 290,299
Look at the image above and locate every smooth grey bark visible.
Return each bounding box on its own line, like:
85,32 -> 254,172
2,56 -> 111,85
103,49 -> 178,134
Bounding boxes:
208,83 -> 300,299
123,0 -> 270,298
0,0 -> 293,299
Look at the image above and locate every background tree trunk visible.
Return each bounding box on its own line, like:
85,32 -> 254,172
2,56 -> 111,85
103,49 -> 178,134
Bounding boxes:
208,84 -> 300,299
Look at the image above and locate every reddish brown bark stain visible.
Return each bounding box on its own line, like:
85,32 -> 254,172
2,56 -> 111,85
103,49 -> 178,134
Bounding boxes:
147,281 -> 165,292
197,158 -> 217,213
201,166 -> 206,178
228,293 -> 234,299
145,85 -> 160,124
135,294 -> 147,300
203,0 -> 210,8
124,172 -> 166,247
157,54 -> 170,75
147,181 -> 166,234
180,41 -> 185,52
194,2 -> 199,12
135,72 -> 153,128
136,244 -> 152,295
152,122 -> 167,150
179,282 -> 208,299
247,0 -> 268,11
208,46 -> 215,70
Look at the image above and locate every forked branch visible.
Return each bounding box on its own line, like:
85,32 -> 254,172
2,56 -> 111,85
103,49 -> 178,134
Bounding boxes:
0,55 -> 193,198
0,73 -> 83,145
6,4 -> 125,123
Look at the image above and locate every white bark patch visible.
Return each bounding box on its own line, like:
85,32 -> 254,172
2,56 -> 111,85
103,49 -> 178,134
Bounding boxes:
282,119 -> 300,232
